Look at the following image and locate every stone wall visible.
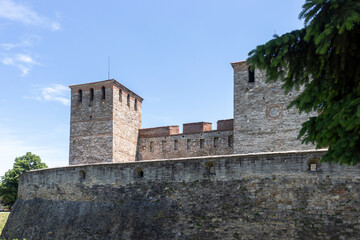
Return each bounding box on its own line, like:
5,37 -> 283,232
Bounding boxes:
232,61 -> 315,154
69,81 -> 115,165
137,130 -> 234,160
112,82 -> 142,163
137,120 -> 234,160
69,79 -> 143,165
4,150 -> 360,239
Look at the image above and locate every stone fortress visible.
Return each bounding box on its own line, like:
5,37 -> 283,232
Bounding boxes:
69,61 -> 313,165
3,61 -> 360,240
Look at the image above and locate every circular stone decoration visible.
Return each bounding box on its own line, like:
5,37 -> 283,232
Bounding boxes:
266,104 -> 284,120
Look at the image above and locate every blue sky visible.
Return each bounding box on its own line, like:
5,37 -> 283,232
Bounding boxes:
0,0 -> 304,176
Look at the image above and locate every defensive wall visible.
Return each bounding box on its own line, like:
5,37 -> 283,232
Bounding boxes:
137,120 -> 234,160
4,149 -> 360,240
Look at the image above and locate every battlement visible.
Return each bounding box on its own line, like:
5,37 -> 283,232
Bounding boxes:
139,126 -> 179,138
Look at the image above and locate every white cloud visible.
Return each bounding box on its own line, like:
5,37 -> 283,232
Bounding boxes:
41,84 -> 70,106
0,0 -> 61,30
0,53 -> 37,76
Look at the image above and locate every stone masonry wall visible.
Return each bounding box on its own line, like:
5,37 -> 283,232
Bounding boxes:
232,61 -> 315,154
4,150 -> 360,239
69,79 -> 143,165
69,81 -> 114,165
137,130 -> 234,160
112,83 -> 142,163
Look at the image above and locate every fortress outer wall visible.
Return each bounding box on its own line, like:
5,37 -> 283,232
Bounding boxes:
3,150 -> 360,240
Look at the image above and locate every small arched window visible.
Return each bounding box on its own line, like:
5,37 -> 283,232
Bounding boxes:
134,99 -> 138,111
119,89 -> 122,102
248,66 -> 255,83
101,86 -> 106,99
127,94 -> 130,107
90,88 -> 94,101
78,89 -> 82,102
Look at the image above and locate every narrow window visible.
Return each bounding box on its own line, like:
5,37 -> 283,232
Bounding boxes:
90,88 -> 94,101
79,170 -> 86,180
136,167 -> 144,178
101,86 -> 106,99
174,140 -> 178,150
186,139 -> 191,150
127,94 -> 130,107
248,66 -> 255,83
78,89 -> 82,102
200,139 -> 205,148
119,89 -> 122,102
150,141 -> 154,152
134,99 -> 138,111
214,137 -> 219,148
162,140 -> 166,152
228,135 -> 233,148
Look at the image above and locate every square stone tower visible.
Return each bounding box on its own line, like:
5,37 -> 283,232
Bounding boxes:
69,79 -> 143,165
232,61 -> 314,154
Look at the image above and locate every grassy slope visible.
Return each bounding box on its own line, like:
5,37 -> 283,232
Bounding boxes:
0,212 -> 10,235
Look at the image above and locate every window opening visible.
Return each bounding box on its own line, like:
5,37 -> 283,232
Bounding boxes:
174,140 -> 178,150
214,137 -> 219,148
90,88 -> 94,101
119,89 -> 122,102
136,167 -> 144,178
135,99 -> 138,111
228,135 -> 233,148
200,139 -> 205,148
127,94 -> 130,107
150,141 -> 154,152
101,86 -> 106,99
79,170 -> 86,180
78,89 -> 82,102
162,140 -> 166,152
248,66 -> 255,83
187,139 -> 191,150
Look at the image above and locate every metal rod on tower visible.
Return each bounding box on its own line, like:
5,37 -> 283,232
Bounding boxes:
108,56 -> 110,79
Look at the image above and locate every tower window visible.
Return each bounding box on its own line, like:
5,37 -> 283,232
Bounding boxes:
119,89 -> 122,102
214,137 -> 219,148
200,139 -> 205,148
78,89 -> 82,102
174,140 -> 178,150
150,141 -> 154,152
248,67 -> 255,83
187,139 -> 191,150
127,94 -> 130,107
134,99 -> 138,111
228,135 -> 233,148
162,140 -> 166,152
101,86 -> 106,99
90,88 -> 94,101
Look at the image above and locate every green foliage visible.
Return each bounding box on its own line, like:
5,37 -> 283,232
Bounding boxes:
247,0 -> 360,165
0,152 -> 47,207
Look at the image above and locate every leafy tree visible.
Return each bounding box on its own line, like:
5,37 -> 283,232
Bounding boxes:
247,0 -> 360,165
0,152 -> 47,206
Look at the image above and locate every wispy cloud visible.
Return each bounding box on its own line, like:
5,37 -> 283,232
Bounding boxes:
38,84 -> 70,106
1,35 -> 39,50
0,0 -> 60,30
1,53 -> 38,76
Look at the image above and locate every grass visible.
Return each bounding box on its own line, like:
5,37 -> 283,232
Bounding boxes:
0,212 -> 10,235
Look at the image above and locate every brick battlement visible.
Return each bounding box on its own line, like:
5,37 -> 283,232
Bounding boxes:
139,119 -> 234,138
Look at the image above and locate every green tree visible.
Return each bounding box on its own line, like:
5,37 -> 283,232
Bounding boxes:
0,152 -> 47,206
247,0 -> 360,165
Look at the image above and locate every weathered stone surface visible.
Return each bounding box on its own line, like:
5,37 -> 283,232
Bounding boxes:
231,61 -> 315,154
4,150 -> 360,240
69,80 -> 143,165
137,130 -> 234,160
